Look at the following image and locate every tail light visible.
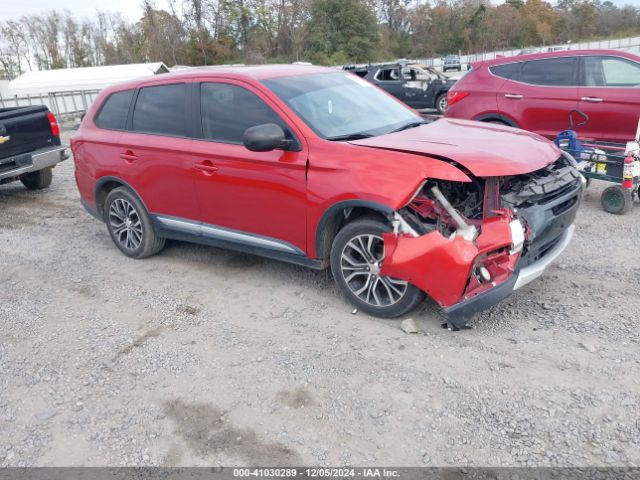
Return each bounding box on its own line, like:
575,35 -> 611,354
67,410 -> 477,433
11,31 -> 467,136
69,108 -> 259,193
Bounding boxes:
47,112 -> 60,137
447,91 -> 470,106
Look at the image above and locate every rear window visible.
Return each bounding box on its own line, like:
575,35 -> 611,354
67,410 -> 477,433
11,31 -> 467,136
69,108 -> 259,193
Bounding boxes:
94,90 -> 134,130
132,83 -> 187,136
490,62 -> 522,80
519,57 -> 577,86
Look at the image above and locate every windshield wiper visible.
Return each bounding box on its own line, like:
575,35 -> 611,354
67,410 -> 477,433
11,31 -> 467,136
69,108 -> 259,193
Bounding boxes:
389,121 -> 427,134
327,132 -> 375,141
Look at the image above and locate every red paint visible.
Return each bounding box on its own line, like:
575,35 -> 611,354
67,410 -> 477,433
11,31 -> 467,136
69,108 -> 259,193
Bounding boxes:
351,118 -> 561,177
380,211 -> 518,307
445,49 -> 640,143
72,65 -> 558,312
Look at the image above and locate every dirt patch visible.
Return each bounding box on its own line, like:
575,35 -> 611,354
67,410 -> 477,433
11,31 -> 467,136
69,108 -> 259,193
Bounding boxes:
164,399 -> 301,465
277,387 -> 315,409
113,327 -> 164,361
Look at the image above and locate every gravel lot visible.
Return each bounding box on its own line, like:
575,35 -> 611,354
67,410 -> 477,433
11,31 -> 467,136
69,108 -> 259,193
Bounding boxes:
0,127 -> 639,467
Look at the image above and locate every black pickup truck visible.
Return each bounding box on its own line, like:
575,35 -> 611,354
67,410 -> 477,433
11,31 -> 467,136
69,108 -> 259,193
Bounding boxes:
0,106 -> 68,190
343,62 -> 456,114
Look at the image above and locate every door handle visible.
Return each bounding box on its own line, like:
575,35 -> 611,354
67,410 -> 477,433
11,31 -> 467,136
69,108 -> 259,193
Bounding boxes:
504,93 -> 523,99
581,96 -> 603,103
119,150 -> 137,163
194,160 -> 219,176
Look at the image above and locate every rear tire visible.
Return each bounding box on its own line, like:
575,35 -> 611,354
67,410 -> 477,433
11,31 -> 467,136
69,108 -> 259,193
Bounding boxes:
104,187 -> 165,259
601,185 -> 633,215
436,93 -> 448,114
330,218 -> 424,318
20,167 -> 52,190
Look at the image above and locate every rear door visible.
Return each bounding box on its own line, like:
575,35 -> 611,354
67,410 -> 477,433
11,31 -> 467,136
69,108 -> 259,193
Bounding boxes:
577,55 -> 640,142
496,56 -> 580,138
371,67 -> 406,103
117,81 -> 201,221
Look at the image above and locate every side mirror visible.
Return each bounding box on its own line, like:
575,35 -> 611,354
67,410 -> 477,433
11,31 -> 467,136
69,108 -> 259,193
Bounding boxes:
243,123 -> 291,152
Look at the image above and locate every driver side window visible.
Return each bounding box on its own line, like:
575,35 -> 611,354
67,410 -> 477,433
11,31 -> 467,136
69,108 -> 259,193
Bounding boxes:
200,82 -> 291,144
584,56 -> 640,87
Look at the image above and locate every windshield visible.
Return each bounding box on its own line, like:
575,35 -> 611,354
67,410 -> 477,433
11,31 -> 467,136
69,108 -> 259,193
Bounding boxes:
262,72 -> 422,140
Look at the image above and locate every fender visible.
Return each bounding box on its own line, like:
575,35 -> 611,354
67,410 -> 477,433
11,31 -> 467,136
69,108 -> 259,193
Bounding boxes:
94,176 -> 150,220
314,199 -> 394,259
473,113 -> 519,128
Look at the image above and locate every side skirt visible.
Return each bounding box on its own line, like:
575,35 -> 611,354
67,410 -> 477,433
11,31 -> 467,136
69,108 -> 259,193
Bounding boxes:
151,214 -> 326,270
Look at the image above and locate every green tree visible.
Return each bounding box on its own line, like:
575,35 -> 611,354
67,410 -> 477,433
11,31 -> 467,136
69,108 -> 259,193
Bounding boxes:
306,0 -> 379,64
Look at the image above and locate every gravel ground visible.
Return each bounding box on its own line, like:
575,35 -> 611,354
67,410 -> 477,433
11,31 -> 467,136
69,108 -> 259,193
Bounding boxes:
0,127 -> 639,467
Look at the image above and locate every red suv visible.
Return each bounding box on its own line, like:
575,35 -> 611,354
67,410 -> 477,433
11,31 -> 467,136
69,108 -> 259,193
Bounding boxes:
71,65 -> 582,327
445,49 -> 640,143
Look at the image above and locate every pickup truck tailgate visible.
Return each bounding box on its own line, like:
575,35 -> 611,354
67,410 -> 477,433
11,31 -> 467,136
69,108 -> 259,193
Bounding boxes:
0,106 -> 60,159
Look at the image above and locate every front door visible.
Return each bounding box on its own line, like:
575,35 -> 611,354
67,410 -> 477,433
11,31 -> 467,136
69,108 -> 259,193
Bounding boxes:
577,54 -> 640,143
190,80 -> 308,254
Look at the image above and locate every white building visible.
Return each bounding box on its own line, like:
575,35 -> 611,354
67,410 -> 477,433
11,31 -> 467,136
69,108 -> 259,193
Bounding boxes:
2,62 -> 169,117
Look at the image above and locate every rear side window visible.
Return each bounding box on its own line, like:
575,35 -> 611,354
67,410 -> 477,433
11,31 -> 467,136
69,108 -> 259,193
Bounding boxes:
200,83 -> 288,144
94,90 -> 134,130
584,56 -> 640,87
375,68 -> 401,81
132,83 -> 187,136
490,62 -> 522,80
519,57 -> 577,86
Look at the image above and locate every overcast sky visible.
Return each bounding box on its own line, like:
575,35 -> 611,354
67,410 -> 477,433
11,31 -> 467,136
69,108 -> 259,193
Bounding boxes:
2,0 -> 639,22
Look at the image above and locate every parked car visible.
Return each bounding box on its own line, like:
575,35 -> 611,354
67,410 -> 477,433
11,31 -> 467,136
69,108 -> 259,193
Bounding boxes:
0,106 -> 67,190
443,55 -> 462,72
344,62 -> 455,113
71,65 -> 582,327
445,49 -> 640,143
518,48 -> 539,55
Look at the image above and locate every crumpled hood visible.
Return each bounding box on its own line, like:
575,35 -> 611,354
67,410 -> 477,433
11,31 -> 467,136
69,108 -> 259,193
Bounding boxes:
350,118 -> 561,177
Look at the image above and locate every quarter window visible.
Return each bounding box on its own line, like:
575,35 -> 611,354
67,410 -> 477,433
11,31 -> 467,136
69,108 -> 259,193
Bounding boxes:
132,83 -> 187,136
490,62 -> 522,80
584,56 -> 640,87
200,83 -> 288,144
519,57 -> 577,86
94,89 -> 134,130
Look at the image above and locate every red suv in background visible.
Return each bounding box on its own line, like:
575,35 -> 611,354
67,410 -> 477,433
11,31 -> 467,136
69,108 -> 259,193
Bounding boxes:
445,49 -> 640,143
71,65 -> 582,327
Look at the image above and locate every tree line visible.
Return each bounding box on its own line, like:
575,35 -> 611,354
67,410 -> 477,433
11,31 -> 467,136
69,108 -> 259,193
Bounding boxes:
1,0 -> 639,79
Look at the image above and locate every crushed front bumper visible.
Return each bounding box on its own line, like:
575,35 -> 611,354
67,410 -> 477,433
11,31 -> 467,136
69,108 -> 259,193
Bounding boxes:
444,224 -> 575,327
0,145 -> 68,182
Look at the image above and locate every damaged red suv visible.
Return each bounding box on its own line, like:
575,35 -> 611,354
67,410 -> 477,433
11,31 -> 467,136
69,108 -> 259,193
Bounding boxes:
72,65 -> 582,327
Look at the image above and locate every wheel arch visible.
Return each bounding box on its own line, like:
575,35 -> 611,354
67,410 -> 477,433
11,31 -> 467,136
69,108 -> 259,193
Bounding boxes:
473,113 -> 519,128
314,200 -> 394,261
94,176 -> 149,221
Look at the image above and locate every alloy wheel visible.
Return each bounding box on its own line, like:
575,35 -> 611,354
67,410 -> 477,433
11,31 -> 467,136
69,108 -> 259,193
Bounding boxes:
108,198 -> 143,251
340,234 -> 408,307
438,96 -> 448,113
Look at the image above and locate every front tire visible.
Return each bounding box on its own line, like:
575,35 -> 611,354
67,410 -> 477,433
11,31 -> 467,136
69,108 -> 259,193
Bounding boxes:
330,218 -> 424,318
104,187 -> 165,258
20,167 -> 52,190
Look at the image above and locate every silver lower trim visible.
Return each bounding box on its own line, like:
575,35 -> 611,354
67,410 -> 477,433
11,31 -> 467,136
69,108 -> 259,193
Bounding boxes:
155,215 -> 304,255
0,145 -> 67,181
514,225 -> 575,290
